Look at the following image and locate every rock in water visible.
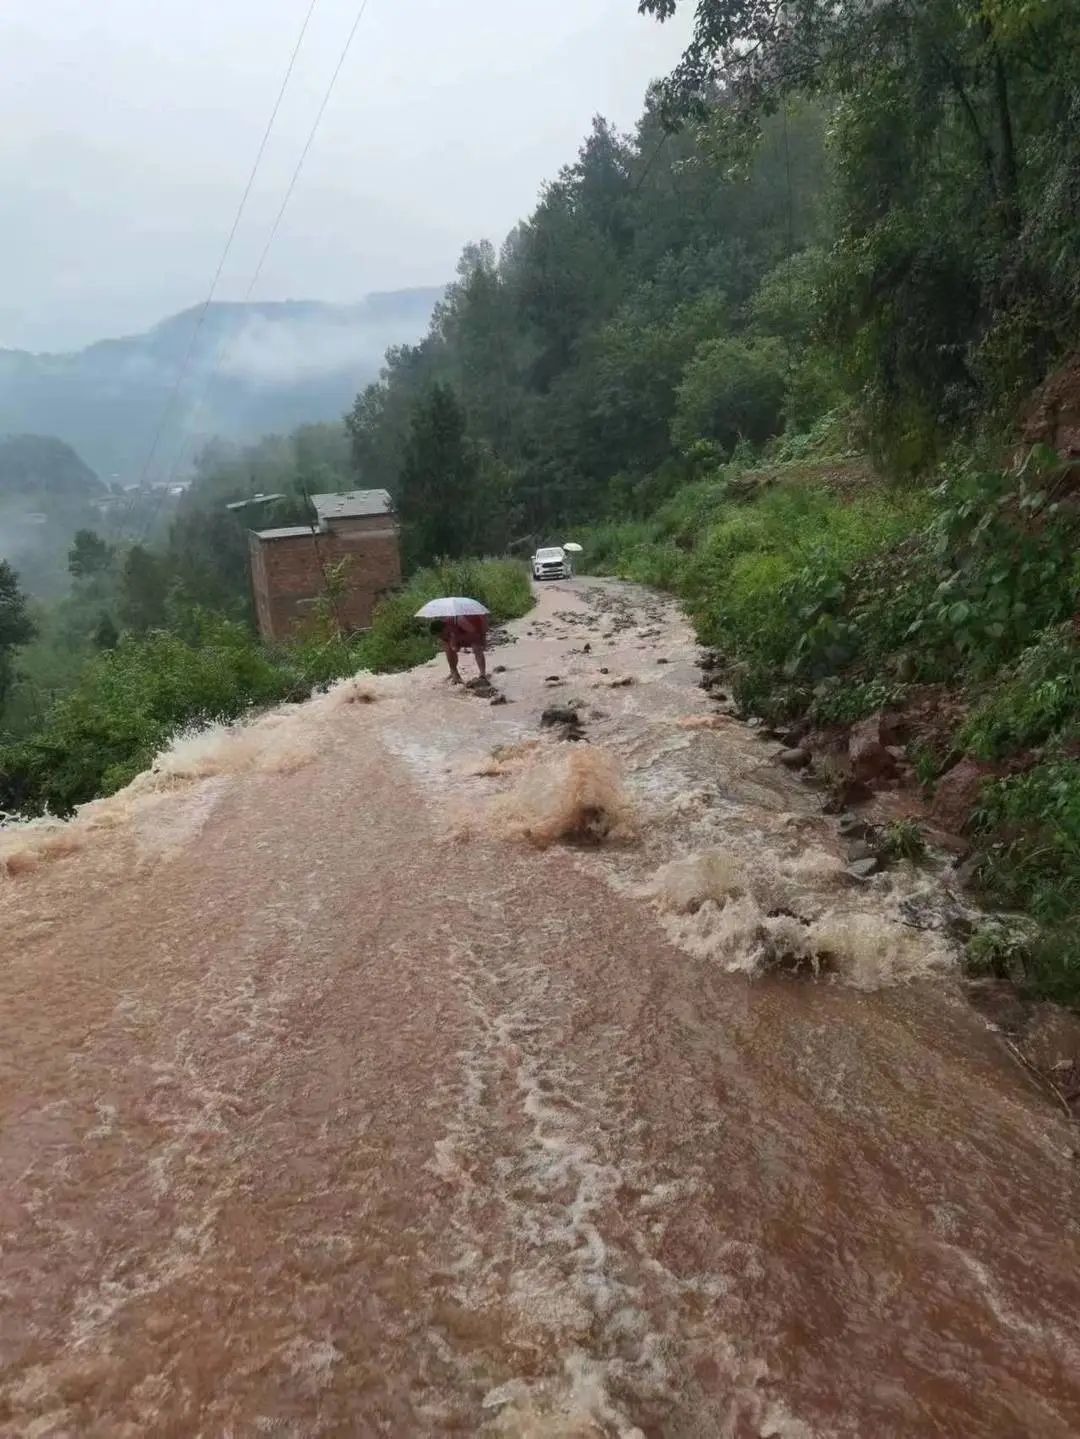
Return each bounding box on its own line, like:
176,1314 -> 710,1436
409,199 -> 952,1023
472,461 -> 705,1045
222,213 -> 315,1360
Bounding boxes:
838,813 -> 871,839
541,705 -> 581,728
848,713 -> 897,784
932,758 -> 997,833
779,747 -> 811,769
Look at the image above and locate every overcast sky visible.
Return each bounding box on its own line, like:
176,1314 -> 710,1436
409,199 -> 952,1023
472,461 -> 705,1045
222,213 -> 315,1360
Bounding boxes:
1,0 -> 690,353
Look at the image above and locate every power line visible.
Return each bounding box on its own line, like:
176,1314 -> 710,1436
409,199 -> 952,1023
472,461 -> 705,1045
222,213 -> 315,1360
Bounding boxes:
159,0 -> 374,498
130,0 -> 321,495
631,130 -> 671,194
243,0 -> 374,308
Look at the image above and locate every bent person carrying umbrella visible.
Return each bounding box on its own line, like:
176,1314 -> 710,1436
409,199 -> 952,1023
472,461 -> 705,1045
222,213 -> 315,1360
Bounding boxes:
436,612 -> 489,685
415,597 -> 490,686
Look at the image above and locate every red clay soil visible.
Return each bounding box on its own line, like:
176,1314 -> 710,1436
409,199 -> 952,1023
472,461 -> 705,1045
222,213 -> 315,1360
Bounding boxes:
1021,351 -> 1080,461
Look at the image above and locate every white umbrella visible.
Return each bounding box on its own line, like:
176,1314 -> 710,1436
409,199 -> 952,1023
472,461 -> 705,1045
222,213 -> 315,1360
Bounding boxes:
414,596 -> 490,620
563,542 -> 583,554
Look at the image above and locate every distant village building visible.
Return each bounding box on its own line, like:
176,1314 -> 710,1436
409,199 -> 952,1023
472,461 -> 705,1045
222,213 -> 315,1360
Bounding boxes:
248,489 -> 402,643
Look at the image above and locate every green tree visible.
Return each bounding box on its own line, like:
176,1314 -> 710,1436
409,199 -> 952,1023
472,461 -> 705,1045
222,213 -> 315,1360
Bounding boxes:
346,346 -> 432,496
0,561 -> 36,705
579,287 -> 730,482
67,528 -> 114,580
93,614 -> 120,651
119,545 -> 169,634
434,242 -> 520,457
342,83 -> 837,541
639,0 -> 1080,464
398,384 -> 479,566
672,336 -> 788,455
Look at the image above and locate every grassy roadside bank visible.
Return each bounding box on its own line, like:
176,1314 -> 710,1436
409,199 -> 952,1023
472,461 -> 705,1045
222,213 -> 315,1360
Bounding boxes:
0,557 -> 532,819
579,444 -> 1080,1006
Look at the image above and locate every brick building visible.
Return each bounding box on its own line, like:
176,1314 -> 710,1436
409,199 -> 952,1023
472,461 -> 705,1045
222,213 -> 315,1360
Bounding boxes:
248,489 -> 401,643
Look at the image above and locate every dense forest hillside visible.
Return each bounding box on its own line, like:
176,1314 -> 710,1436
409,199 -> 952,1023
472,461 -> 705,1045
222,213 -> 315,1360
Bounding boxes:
0,290 -> 442,483
346,0 -> 1080,541
0,435 -> 110,599
0,435 -> 103,504
347,103 -> 831,544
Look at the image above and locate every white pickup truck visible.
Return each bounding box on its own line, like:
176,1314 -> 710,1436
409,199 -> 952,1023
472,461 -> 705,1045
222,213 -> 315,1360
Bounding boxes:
532,546 -> 572,581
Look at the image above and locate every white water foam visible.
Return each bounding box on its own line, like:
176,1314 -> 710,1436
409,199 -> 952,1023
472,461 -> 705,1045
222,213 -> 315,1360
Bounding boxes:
0,671 -> 384,878
645,847 -> 954,989
487,745 -> 637,849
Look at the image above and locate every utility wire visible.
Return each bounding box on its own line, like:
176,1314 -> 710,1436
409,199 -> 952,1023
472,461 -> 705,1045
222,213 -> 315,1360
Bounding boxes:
130,0 -> 321,498
242,0 -> 373,309
158,0 -> 374,499
631,130 -> 671,194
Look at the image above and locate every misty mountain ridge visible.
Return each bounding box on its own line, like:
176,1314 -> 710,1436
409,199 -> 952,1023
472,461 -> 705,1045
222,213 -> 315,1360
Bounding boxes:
0,289 -> 443,483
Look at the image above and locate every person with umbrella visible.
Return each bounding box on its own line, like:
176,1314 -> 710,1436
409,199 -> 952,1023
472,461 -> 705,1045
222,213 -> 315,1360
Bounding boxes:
415,597 -> 490,685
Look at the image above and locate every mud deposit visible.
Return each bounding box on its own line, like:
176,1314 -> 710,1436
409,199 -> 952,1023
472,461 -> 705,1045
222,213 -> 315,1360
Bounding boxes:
2,579 -> 1079,1436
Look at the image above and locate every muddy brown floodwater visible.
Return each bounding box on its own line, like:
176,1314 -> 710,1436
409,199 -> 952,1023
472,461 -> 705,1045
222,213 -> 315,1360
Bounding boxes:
2,578 -> 1079,1437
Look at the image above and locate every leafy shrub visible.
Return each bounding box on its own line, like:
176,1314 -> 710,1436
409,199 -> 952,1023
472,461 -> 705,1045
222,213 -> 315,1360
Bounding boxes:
972,756 -> 1080,1007
959,625 -> 1080,760
810,677 -> 902,726
910,743 -> 942,787
905,451 -> 1079,675
964,921 -> 1032,981
672,336 -> 788,455
1020,928 -> 1080,1010
965,915 -> 1079,1008
678,485 -> 928,709
581,478 -> 929,713
764,404 -> 860,466
576,521 -> 691,593
973,759 -> 1080,930
0,617 -> 304,816
882,818 -> 927,863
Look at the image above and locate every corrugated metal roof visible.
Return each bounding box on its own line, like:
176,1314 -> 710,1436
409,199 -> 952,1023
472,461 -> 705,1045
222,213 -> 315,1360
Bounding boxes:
312,489 -> 393,522
226,492 -> 285,511
252,525 -> 317,540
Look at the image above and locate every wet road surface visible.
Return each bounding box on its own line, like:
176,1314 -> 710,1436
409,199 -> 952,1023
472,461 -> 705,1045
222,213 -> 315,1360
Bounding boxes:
2,579 -> 1079,1436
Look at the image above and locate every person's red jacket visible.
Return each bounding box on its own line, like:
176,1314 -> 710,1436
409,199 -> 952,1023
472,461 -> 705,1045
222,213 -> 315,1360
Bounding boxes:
442,615 -> 488,652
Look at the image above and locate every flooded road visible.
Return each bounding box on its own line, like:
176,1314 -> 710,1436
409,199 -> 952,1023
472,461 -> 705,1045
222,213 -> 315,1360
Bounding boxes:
2,578 -> 1079,1436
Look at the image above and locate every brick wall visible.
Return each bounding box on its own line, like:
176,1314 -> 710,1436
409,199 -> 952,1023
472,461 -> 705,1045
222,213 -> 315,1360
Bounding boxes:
249,534 -> 274,638
249,526 -> 402,643
324,514 -> 392,537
